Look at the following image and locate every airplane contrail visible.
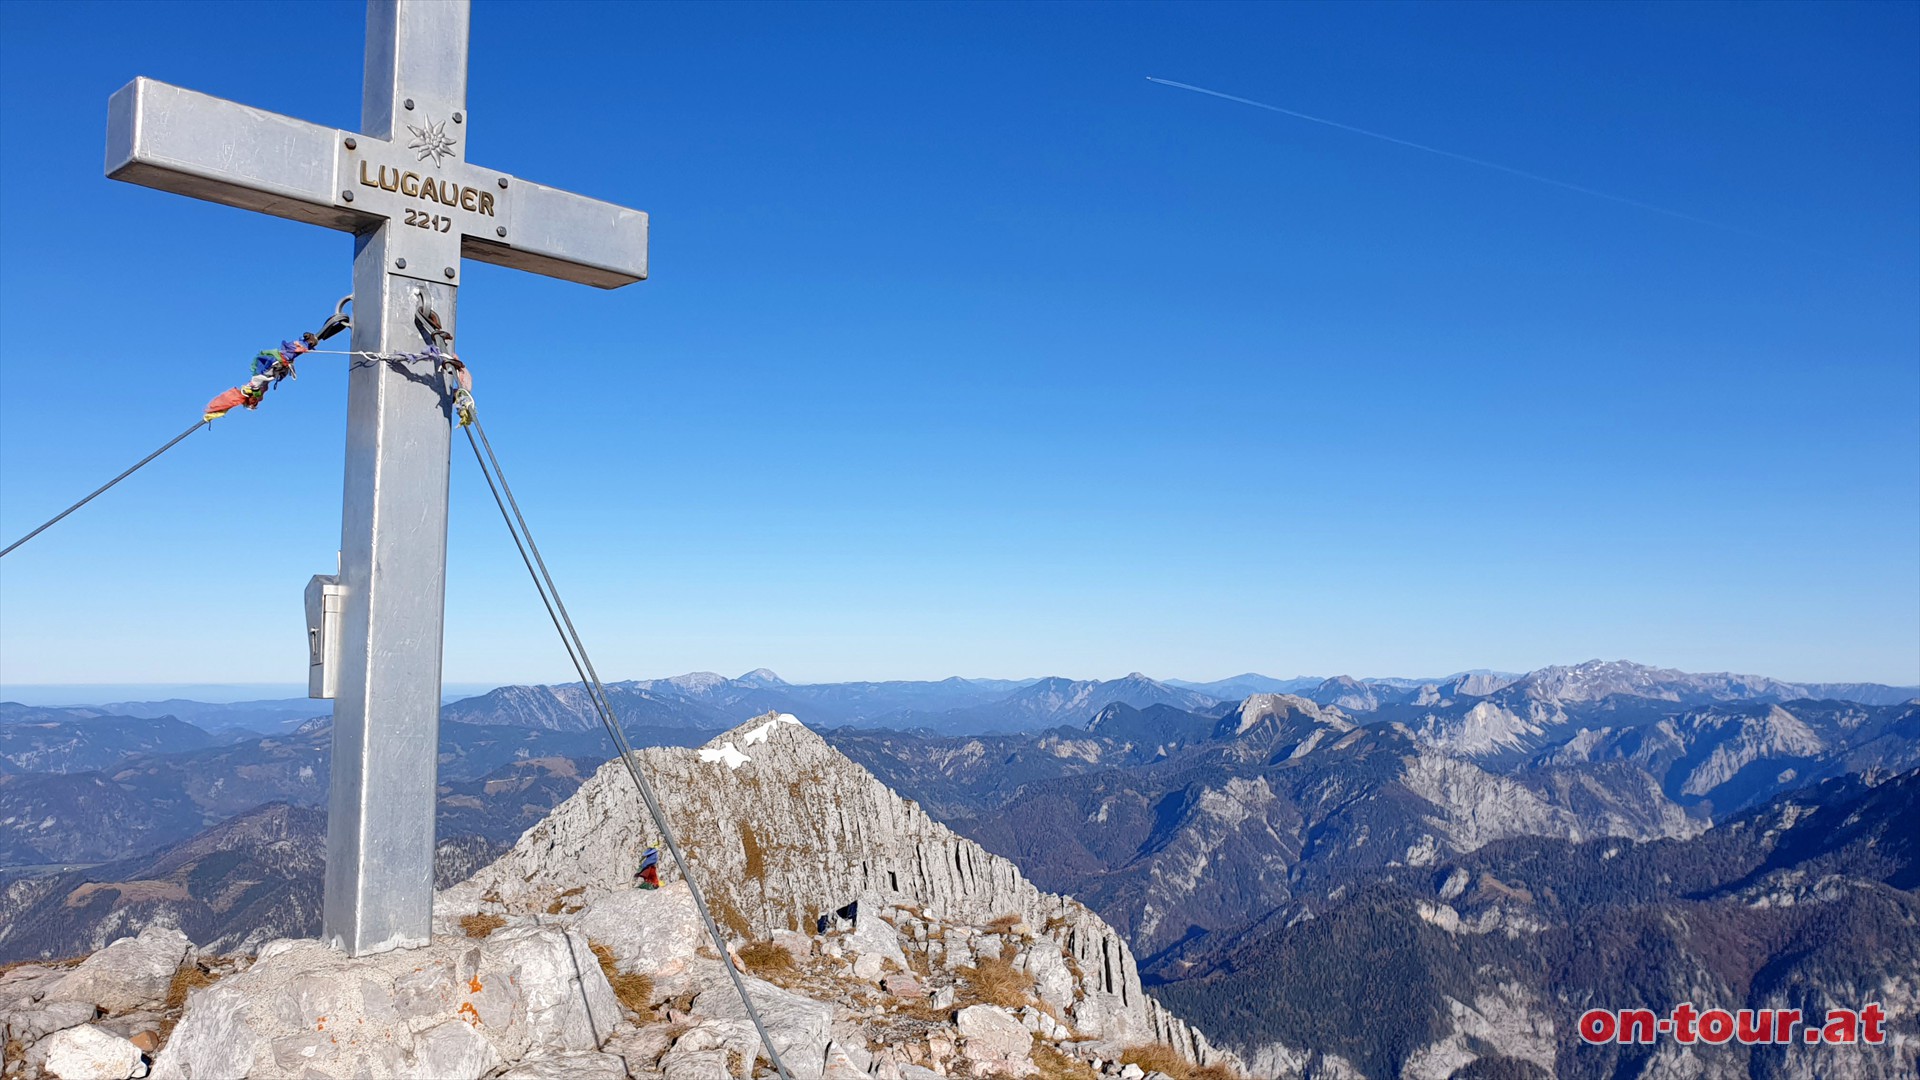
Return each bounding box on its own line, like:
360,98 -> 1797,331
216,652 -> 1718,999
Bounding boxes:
1145,76 -> 1759,238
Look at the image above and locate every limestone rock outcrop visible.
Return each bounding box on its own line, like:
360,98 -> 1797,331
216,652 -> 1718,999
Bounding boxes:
43,927 -> 191,1017
40,1024 -> 144,1080
149,925 -> 618,1079
955,1004 -> 1037,1077
446,712 -> 1235,1066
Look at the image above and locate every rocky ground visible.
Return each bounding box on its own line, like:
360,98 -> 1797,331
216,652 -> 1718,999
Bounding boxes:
0,715 -> 1243,1080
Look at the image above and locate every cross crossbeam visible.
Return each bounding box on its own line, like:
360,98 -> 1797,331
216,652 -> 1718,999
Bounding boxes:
104,0 -> 647,956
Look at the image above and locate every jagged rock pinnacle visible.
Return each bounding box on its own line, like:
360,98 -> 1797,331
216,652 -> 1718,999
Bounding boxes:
446,711 -> 1235,1062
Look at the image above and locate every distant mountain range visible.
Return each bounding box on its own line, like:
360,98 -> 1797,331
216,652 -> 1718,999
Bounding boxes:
438,669 -> 1222,734
13,660 -> 1910,743
870,690 -> 1914,944
434,659 -> 1919,737
2,656 -> 1916,1073
12,697 -> 330,736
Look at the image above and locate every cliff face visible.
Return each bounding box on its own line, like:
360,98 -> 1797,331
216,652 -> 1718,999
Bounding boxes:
450,712 -> 1233,1066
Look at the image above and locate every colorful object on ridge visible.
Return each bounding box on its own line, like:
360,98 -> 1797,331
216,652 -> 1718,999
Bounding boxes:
636,847 -> 661,890
204,337 -> 314,421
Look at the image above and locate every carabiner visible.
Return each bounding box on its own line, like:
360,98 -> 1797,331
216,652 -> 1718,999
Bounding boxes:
313,294 -> 353,342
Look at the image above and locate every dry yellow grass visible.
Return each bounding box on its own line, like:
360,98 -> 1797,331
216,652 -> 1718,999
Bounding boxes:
459,912 -> 506,938
546,885 -> 587,915
163,962 -> 219,1012
589,942 -> 657,1020
906,941 -> 933,978
708,893 -> 754,939
1117,1044 -> 1241,1080
985,913 -> 1024,934
154,960 -> 223,1049
738,939 -> 797,982
959,955 -> 1032,1009
741,822 -> 766,881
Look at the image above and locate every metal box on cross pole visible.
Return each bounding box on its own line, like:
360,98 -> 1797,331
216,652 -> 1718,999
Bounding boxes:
104,0 -> 648,956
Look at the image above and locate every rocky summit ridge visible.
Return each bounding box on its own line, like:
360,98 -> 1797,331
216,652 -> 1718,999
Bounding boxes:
1,713 -> 1241,1080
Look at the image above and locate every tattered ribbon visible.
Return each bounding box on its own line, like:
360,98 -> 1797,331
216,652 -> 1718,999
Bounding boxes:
203,337 -> 315,421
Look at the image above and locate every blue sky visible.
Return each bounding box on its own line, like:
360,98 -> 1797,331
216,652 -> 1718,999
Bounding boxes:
1,0 -> 1915,690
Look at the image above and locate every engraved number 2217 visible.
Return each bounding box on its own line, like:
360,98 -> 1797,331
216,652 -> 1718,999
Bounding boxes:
404,209 -> 452,233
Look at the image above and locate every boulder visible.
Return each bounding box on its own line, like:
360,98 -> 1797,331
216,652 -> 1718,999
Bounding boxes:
1015,1006 -> 1065,1040
691,973 -> 830,1076
4,999 -> 98,1043
1024,947 -> 1076,1016
881,973 -> 925,999
569,883 -> 705,979
149,982 -> 260,1079
484,925 -> 620,1052
927,1032 -> 957,1068
42,1024 -> 143,1080
823,1040 -> 869,1079
46,927 -> 191,1014
659,1020 -> 749,1079
152,925 -> 623,1080
93,1010 -> 162,1043
846,899 -> 911,971
769,929 -> 813,966
402,1019 -> 499,1080
955,1004 -> 1037,1078
0,965 -> 74,1013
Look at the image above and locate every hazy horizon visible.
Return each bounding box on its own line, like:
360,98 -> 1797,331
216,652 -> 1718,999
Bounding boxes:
5,656 -> 1915,710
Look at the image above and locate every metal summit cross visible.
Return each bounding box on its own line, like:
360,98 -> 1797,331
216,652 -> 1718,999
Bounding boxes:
105,0 -> 647,955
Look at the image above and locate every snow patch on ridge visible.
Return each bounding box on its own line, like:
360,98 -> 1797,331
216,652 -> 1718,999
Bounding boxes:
742,712 -> 802,746
699,741 -> 751,769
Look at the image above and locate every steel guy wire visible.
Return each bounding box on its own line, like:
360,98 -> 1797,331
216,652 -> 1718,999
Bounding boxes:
0,419 -> 209,559
460,416 -> 794,1080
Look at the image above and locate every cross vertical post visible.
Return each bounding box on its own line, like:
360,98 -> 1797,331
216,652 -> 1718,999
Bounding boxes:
324,0 -> 467,956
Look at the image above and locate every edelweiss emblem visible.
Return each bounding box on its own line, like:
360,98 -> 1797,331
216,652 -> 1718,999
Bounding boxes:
407,117 -> 458,167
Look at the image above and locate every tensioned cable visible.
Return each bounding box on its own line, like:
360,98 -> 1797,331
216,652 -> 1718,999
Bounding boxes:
459,418 -> 793,1080
1,420 -> 209,559
3,300 -> 351,560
